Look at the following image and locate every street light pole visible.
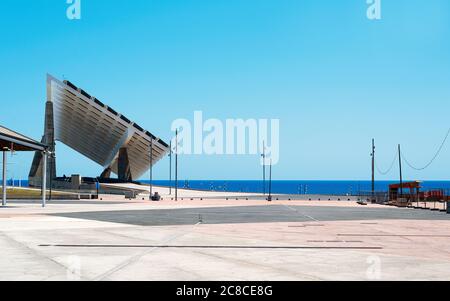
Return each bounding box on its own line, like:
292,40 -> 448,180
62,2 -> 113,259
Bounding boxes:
42,151 -> 47,208
262,141 -> 266,195
398,144 -> 403,199
371,139 -> 375,201
175,129 -> 178,202
268,159 -> 273,202
2,150 -> 7,207
169,141 -> 172,195
149,139 -> 153,200
96,177 -> 100,198
49,152 -> 55,201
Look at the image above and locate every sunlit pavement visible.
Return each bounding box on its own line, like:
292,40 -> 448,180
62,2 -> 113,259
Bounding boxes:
0,193 -> 450,281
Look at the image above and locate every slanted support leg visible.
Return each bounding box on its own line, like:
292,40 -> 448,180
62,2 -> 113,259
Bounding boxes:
118,148 -> 132,182
100,166 -> 112,179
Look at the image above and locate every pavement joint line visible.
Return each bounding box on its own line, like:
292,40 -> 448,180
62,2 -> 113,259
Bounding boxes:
38,244 -> 383,250
282,204 -> 320,222
192,248 -> 324,281
91,221 -> 202,281
288,225 -> 326,228
338,234 -> 450,238
308,240 -> 364,243
0,231 -> 90,281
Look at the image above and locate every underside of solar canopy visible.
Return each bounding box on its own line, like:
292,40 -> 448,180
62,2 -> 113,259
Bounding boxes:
32,74 -> 169,182
0,125 -> 47,152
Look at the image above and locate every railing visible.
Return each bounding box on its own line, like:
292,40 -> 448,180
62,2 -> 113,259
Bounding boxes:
356,191 -> 390,203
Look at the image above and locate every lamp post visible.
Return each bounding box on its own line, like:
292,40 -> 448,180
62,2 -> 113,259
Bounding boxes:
2,148 -> 7,206
96,177 -> 100,198
371,139 -> 375,202
175,129 -> 178,202
169,141 -> 172,195
42,151 -> 47,208
261,141 -> 266,196
268,159 -> 273,202
149,139 -> 153,200
398,144 -> 403,199
49,152 -> 55,201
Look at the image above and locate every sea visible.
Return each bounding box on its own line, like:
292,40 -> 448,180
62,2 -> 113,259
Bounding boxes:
145,180 -> 450,196
8,179 -> 450,196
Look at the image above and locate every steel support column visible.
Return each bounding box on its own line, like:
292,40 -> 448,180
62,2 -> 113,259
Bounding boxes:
2,151 -> 6,206
42,152 -> 47,208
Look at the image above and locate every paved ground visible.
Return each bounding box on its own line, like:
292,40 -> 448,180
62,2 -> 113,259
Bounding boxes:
52,204 -> 450,226
0,194 -> 450,281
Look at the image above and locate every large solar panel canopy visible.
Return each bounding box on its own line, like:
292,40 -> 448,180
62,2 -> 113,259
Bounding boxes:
29,74 -> 169,184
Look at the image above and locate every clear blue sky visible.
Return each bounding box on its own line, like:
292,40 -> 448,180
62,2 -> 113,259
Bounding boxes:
0,0 -> 449,181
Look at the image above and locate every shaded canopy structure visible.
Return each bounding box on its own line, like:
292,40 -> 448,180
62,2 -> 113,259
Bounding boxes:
0,126 -> 47,152
29,74 -> 169,186
0,125 -> 48,206
389,181 -> 422,203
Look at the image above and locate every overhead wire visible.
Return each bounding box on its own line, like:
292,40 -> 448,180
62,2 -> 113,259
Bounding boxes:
376,152 -> 397,175
401,128 -> 450,171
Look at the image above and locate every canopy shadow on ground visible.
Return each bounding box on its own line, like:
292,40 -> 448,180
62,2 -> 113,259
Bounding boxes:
49,205 -> 450,226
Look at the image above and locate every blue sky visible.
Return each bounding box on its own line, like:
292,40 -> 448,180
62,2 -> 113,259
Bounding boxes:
0,0 -> 449,181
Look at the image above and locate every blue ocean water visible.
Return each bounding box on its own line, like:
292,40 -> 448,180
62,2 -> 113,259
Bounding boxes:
146,180 -> 450,196
8,179 -> 450,196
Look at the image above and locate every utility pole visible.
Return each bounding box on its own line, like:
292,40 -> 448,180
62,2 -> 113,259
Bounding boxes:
398,144 -> 403,199
175,129 -> 178,201
169,141 -> 172,195
371,139 -> 375,201
262,141 -> 266,195
149,139 -> 153,200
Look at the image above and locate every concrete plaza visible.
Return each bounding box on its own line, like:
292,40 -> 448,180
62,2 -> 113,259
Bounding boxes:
1,189 -> 450,281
